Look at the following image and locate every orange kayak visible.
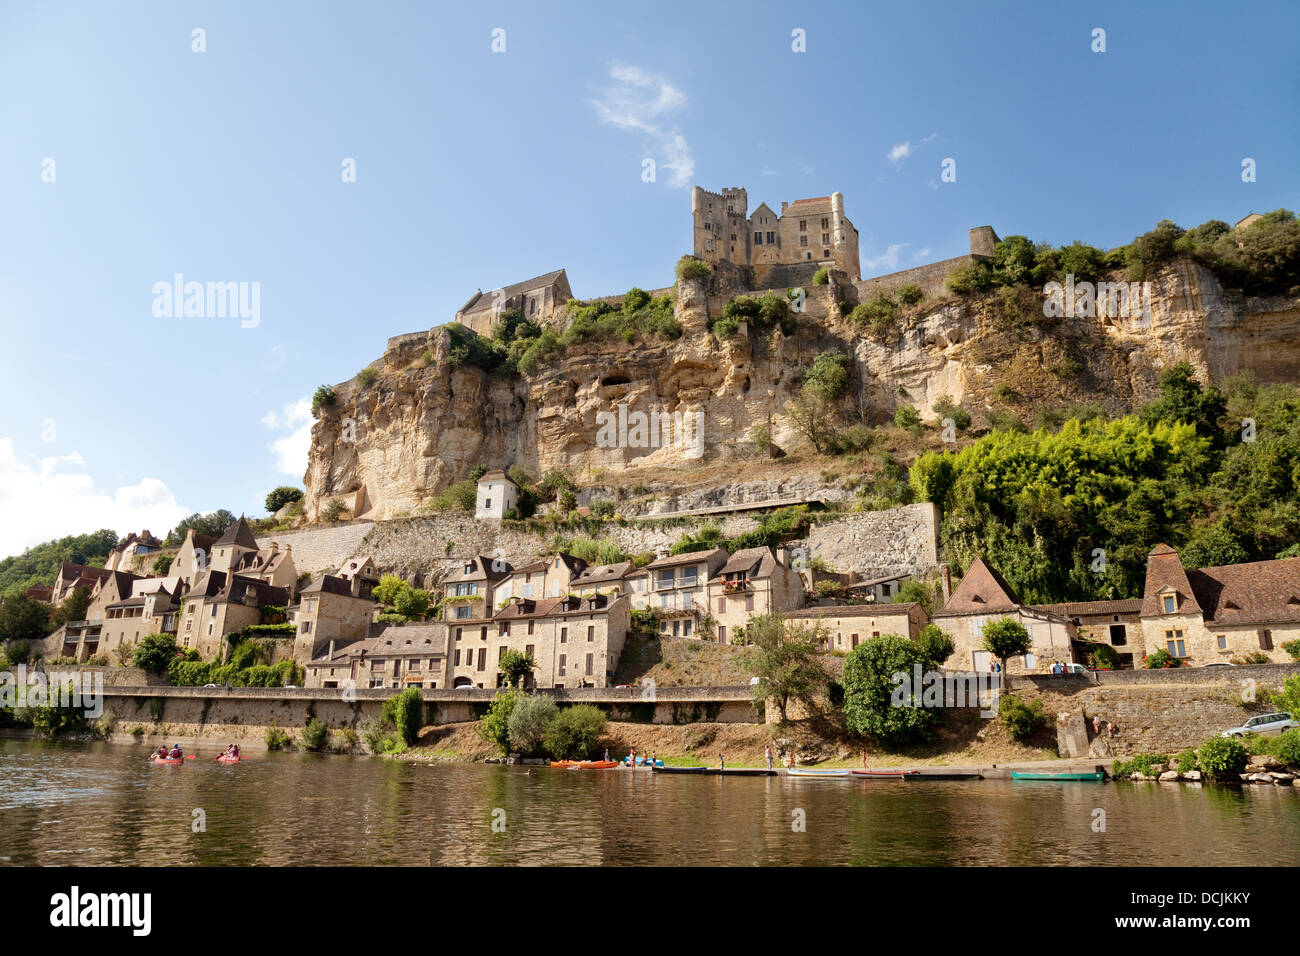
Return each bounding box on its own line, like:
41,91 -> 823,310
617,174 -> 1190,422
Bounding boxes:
152,757 -> 184,765
550,760 -> 617,770
217,755 -> 240,763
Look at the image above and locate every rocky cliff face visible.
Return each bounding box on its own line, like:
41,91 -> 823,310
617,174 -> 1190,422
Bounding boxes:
303,258 -> 1300,522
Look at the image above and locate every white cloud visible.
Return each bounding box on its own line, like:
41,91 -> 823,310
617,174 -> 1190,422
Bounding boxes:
0,438 -> 187,558
912,247 -> 932,262
887,133 -> 938,168
863,243 -> 909,272
590,64 -> 694,188
262,397 -> 312,479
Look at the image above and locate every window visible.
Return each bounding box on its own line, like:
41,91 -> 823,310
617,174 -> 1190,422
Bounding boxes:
587,625 -> 594,642
477,648 -> 486,671
683,620 -> 692,636
558,654 -> 566,676
1217,635 -> 1228,650
799,219 -> 807,231
480,627 -> 487,640
454,649 -> 461,666
800,236 -> 808,247
745,595 -> 754,612
527,620 -> 534,635
455,627 -> 462,641
560,626 -> 567,643
821,217 -> 829,229
754,232 -> 762,245
822,233 -> 829,245
456,605 -> 471,619
484,498 -> 491,509
585,654 -> 593,676
1165,630 -> 1186,658
1162,595 -> 1176,614
301,621 -> 311,634
1110,624 -> 1127,646
1259,629 -> 1274,651
718,625 -> 727,643
672,620 -> 680,637
718,597 -> 726,613
766,231 -> 774,244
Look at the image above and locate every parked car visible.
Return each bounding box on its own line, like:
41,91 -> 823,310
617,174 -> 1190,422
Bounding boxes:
203,683 -> 217,688
1220,712 -> 1297,737
1203,661 -> 1235,668
1062,663 -> 1089,675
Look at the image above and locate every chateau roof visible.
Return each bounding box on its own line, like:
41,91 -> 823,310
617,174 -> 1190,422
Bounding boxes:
934,558 -> 1021,617
645,548 -> 727,571
1140,544 -> 1203,618
301,573 -> 356,597
460,269 -> 568,315
445,556 -> 512,584
786,196 -> 831,208
213,516 -> 259,551
572,561 -> 636,586
717,546 -> 779,578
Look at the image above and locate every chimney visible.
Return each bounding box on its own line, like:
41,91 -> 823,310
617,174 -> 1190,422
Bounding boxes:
848,570 -> 859,585
940,565 -> 952,604
269,542 -> 279,554
328,639 -> 335,659
781,201 -> 788,214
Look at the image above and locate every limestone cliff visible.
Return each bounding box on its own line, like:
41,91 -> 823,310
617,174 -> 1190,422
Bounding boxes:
303,258 -> 1300,522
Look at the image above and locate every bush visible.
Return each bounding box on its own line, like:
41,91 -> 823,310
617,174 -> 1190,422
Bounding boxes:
894,406 -> 921,430
322,499 -> 347,524
1283,639 -> 1300,662
945,261 -> 993,294
311,385 -> 336,417
265,486 -> 304,513
1145,648 -> 1180,669
849,292 -> 898,342
1111,753 -> 1168,777
1174,749 -> 1199,773
301,718 -> 330,752
131,634 -> 179,674
265,726 -> 292,751
356,366 -> 378,387
543,704 -> 607,760
1274,728 -> 1300,769
1085,644 -> 1121,670
392,687 -> 425,746
479,689 -> 518,756
932,396 -> 971,432
812,267 -> 829,285
1197,736 -> 1248,780
151,554 -> 174,576
896,283 -> 924,305
675,256 -> 711,282
998,694 -> 1046,743
507,694 -> 557,756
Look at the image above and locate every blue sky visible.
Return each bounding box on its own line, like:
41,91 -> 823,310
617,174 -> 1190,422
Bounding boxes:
1,0 -> 1297,557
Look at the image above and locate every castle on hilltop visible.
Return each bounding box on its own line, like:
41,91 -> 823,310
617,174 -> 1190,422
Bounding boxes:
692,186 -> 862,284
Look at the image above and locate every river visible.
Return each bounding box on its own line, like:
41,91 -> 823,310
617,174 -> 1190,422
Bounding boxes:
2,738 -> 1298,866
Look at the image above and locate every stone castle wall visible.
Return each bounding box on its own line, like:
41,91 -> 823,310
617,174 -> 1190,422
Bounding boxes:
254,521 -> 376,575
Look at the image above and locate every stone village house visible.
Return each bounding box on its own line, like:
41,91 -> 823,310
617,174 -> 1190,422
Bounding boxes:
1140,544 -> 1300,665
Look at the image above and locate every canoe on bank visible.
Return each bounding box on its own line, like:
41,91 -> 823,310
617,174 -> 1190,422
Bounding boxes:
1011,771 -> 1105,782
903,772 -> 983,781
623,758 -> 665,768
787,768 -> 851,778
552,760 -> 618,770
851,769 -> 919,779
653,765 -> 713,774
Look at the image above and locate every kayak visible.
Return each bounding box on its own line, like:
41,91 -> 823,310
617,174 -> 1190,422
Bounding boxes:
623,758 -> 665,768
787,768 -> 850,778
217,755 -> 241,763
1011,771 -> 1105,782
718,768 -> 776,776
152,757 -> 184,765
551,760 -> 617,770
903,772 -> 983,781
851,769 -> 918,779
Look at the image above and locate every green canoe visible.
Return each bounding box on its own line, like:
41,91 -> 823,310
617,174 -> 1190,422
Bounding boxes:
1011,771 -> 1105,781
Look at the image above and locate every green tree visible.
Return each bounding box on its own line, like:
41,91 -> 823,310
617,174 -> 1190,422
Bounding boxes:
914,623 -> 954,664
507,694 -> 557,756
49,585 -> 92,630
311,384 -> 336,417
543,704 -> 607,759
998,693 -> 1046,742
498,649 -> 537,689
0,595 -> 50,643
744,615 -> 828,723
131,633 -> 179,673
372,574 -> 431,621
1141,361 -> 1227,446
265,486 -> 305,513
478,689 -> 518,756
894,579 -> 938,616
392,686 -> 424,746
980,618 -> 1031,685
842,633 -> 947,747
164,510 -> 236,546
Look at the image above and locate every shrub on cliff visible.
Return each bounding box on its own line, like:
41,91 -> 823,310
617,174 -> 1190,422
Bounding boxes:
1197,736 -> 1248,780
543,704 -> 607,760
265,486 -> 304,513
675,256 -> 710,282
311,385 -> 336,417
896,282 -> 924,305
849,292 -> 898,342
812,267 -> 829,285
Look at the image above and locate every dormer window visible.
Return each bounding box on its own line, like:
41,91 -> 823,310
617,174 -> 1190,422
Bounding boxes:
1162,595 -> 1176,614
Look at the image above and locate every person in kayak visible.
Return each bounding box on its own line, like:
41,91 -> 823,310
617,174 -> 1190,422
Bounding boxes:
220,744 -> 240,759
153,746 -> 168,759
168,744 -> 183,759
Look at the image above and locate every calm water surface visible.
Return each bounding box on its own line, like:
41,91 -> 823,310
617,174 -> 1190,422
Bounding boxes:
2,738 -> 1298,866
